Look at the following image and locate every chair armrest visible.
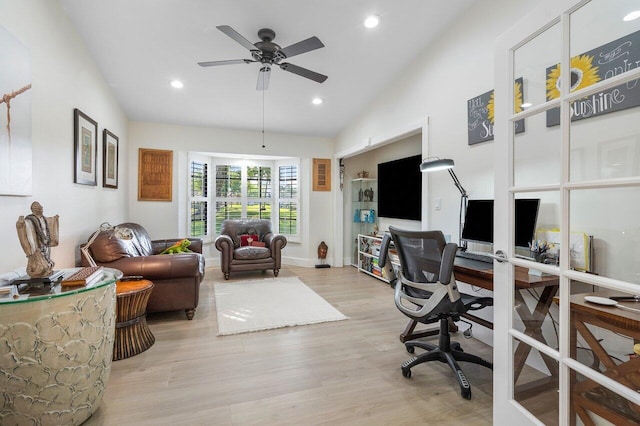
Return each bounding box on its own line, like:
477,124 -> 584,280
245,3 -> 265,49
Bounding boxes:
439,242 -> 458,284
378,234 -> 392,267
264,233 -> 287,254
152,238 -> 203,254
96,253 -> 203,279
214,235 -> 234,252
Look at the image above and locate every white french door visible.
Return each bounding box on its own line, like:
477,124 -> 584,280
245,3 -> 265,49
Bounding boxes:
494,0 -> 640,424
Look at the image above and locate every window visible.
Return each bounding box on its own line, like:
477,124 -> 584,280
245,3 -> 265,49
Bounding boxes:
187,156 -> 300,241
278,165 -> 298,236
189,161 -> 208,237
214,165 -> 243,234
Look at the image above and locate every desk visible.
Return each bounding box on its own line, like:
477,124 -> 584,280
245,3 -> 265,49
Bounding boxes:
400,258 -> 559,381
565,291 -> 640,425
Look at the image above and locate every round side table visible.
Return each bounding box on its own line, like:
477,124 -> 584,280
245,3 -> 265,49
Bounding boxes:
113,279 -> 155,360
0,268 -> 117,425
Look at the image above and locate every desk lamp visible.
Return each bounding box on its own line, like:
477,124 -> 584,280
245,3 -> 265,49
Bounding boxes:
420,157 -> 468,250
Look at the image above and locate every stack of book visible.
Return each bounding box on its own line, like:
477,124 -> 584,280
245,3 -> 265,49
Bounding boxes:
61,266 -> 104,288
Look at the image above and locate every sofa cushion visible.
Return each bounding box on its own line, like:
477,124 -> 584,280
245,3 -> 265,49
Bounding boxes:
90,230 -> 140,262
118,222 -> 154,256
234,246 -> 271,260
239,234 -> 259,247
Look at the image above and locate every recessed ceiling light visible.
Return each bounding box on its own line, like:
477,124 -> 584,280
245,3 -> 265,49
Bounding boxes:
170,80 -> 184,89
312,97 -> 323,105
364,15 -> 380,29
624,10 -> 640,21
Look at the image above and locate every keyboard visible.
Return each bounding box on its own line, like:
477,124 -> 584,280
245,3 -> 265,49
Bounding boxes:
456,250 -> 493,264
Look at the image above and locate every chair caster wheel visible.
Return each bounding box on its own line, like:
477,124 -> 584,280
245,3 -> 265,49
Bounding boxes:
401,368 -> 412,378
406,346 -> 415,354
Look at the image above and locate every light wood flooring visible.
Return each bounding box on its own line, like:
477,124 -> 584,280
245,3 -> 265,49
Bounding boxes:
85,266 -> 494,425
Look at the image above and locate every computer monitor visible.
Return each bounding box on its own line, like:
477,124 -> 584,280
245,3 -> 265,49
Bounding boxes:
461,198 -> 540,248
514,198 -> 540,248
461,199 -> 494,245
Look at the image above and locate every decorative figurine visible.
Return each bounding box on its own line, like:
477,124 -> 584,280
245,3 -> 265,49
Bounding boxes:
16,201 -> 59,278
364,187 -> 374,201
315,241 -> 330,268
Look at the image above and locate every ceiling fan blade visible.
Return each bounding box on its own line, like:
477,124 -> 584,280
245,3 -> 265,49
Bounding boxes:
279,63 -> 328,83
279,36 -> 324,59
256,66 -> 271,91
198,59 -> 254,67
216,25 -> 258,51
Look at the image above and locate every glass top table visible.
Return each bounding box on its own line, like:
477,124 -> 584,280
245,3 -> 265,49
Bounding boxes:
0,267 -> 122,304
0,267 -> 120,424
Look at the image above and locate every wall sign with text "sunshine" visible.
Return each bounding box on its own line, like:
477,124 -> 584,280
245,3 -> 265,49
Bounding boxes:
546,29 -> 640,127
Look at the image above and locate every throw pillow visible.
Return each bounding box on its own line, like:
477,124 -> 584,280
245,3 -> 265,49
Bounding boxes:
240,234 -> 259,246
250,241 -> 266,247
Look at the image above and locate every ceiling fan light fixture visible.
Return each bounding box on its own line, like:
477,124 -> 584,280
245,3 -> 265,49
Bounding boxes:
170,80 -> 184,89
312,97 -> 323,105
364,15 -> 380,29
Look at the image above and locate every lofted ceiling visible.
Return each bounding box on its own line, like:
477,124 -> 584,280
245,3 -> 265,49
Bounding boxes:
60,0 -> 476,137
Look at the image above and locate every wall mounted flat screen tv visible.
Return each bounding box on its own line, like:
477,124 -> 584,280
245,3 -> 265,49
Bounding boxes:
377,154 -> 422,221
461,198 -> 540,248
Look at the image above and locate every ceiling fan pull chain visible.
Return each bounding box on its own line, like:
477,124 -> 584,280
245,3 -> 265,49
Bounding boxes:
262,81 -> 266,149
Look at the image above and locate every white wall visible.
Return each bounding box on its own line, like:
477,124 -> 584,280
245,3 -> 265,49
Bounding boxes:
336,0 -> 536,251
128,121 -> 335,267
343,133 -> 422,264
335,0 -> 541,345
0,0 -> 129,274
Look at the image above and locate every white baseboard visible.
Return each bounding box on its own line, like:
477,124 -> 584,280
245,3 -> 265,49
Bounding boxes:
205,256 -> 326,269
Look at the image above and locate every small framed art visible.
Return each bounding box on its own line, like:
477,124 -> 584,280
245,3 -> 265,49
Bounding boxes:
73,108 -> 98,186
312,158 -> 331,191
103,129 -> 119,188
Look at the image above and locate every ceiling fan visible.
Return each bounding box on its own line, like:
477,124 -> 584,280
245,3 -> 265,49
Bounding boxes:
198,25 -> 328,90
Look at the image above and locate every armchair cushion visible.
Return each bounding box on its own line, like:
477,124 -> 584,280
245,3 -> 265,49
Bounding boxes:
234,246 -> 271,260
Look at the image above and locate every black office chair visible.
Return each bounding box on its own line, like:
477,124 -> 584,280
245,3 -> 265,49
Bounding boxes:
379,227 -> 493,399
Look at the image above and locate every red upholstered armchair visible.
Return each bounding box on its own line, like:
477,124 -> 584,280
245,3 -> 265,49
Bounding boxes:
214,219 -> 287,280
80,222 -> 205,320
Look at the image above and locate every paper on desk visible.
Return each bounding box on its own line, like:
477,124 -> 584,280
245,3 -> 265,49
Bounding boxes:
536,229 -> 589,271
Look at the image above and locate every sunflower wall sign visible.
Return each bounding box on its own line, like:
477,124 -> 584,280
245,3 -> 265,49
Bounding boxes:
546,29 -> 640,127
467,77 -> 525,145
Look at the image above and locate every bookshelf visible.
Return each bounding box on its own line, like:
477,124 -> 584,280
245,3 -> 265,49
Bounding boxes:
357,233 -> 397,283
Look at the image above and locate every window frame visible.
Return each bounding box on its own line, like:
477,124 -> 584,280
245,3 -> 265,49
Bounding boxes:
187,154 -> 301,243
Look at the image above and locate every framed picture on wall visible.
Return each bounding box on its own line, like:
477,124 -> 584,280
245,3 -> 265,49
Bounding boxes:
73,108 -> 98,186
313,158 -> 331,191
138,148 -> 173,201
103,129 -> 119,188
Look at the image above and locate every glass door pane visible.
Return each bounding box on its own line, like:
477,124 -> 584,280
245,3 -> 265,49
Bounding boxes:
512,337 -> 560,426
513,22 -> 562,187
567,280 -> 640,424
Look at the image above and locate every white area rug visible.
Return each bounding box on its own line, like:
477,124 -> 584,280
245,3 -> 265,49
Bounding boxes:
214,276 -> 348,336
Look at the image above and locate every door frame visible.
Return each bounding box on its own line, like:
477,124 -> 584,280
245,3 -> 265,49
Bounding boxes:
493,0 -> 580,423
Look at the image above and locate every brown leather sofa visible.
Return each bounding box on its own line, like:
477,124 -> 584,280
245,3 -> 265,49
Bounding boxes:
80,222 -> 205,320
214,219 -> 287,280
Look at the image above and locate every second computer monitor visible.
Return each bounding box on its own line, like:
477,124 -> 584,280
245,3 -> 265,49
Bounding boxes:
461,198 -> 540,248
